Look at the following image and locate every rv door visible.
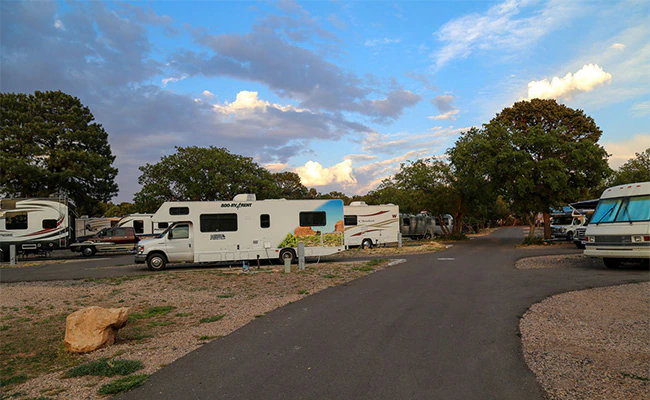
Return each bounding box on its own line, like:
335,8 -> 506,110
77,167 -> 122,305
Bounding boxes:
165,223 -> 193,262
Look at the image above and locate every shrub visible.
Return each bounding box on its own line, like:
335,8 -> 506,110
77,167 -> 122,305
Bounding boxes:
64,359 -> 144,378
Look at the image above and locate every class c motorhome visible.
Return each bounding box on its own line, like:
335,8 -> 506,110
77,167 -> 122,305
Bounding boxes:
135,194 -> 345,271
0,196 -> 74,261
344,202 -> 400,248
584,182 -> 650,268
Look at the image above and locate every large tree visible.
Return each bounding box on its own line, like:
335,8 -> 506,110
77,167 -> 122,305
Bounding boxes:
461,99 -> 610,239
272,171 -> 308,199
0,91 -> 119,215
134,146 -> 281,212
608,148 -> 650,186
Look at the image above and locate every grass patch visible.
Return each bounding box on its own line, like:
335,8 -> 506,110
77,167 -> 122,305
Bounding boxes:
129,306 -> 176,320
199,314 -> 226,323
175,312 -> 193,317
365,259 -> 387,267
149,321 -> 176,327
297,290 -> 310,295
198,335 -> 219,341
98,374 -> 150,395
522,236 -> 546,246
621,372 -> 650,382
64,358 -> 144,378
216,293 -> 235,298
0,373 -> 28,388
322,274 -> 339,279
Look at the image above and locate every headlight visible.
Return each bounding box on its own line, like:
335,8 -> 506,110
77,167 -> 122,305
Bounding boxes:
585,236 -> 594,243
632,235 -> 650,243
137,245 -> 144,254
560,228 -> 566,233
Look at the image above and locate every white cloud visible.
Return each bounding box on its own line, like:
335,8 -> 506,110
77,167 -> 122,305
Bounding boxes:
213,91 -> 306,118
602,134 -> 650,170
429,109 -> 460,121
295,160 -> 356,186
609,43 -> 626,50
54,19 -> 64,30
263,162 -> 289,172
162,75 -> 186,86
630,100 -> 650,117
364,38 -> 401,47
526,64 -> 612,100
202,90 -> 215,99
433,0 -> 577,69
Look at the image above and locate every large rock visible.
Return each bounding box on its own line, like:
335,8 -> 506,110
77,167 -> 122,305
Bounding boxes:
64,306 -> 130,353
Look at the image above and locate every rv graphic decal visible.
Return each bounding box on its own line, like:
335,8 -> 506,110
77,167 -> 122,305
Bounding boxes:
278,200 -> 344,248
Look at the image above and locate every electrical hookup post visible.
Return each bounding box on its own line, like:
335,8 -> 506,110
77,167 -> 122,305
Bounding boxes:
298,241 -> 305,271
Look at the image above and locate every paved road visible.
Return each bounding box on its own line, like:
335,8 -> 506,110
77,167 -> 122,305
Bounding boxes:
115,228 -> 648,400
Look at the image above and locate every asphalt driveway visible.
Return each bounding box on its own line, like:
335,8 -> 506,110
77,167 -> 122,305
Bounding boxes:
114,228 -> 648,399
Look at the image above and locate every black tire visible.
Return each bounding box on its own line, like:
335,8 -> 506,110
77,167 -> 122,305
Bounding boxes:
423,232 -> 432,240
361,239 -> 373,249
147,253 -> 167,271
81,246 -> 96,257
566,231 -> 574,241
279,249 -> 296,264
575,243 -> 586,250
603,258 -> 622,269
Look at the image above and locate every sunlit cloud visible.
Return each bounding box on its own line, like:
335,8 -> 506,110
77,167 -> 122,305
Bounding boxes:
295,160 -> 356,186
526,64 -> 612,100
162,75 -> 187,87
603,134 -> 650,170
429,110 -> 459,121
609,43 -> 626,50
263,162 -> 289,172
202,90 -> 215,99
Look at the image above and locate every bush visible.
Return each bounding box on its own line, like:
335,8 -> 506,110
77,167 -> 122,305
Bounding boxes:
64,358 -> 144,378
522,236 -> 546,246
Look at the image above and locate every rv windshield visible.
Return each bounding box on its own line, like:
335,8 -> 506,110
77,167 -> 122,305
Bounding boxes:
551,216 -> 573,225
591,195 -> 650,224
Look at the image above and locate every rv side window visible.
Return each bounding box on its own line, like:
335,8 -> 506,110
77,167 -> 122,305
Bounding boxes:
133,220 -> 144,234
158,222 -> 169,229
260,214 -> 270,229
42,219 -> 57,229
5,212 -> 28,230
170,224 -> 189,239
200,214 -> 238,232
300,212 -> 326,227
344,215 -> 357,226
170,207 -> 190,216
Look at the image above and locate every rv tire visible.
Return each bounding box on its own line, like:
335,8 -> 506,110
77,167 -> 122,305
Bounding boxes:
423,232 -> 432,240
361,239 -> 373,249
603,258 -> 622,269
279,249 -> 296,264
147,253 -> 167,271
81,246 -> 96,257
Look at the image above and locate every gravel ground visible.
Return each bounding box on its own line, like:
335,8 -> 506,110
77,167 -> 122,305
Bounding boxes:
516,253 -> 604,270
521,282 -> 649,400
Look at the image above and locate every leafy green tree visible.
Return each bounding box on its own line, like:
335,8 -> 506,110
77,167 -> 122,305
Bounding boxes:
104,202 -> 136,218
318,191 -> 351,203
272,171 -> 308,199
134,146 -> 281,212
461,99 -> 609,239
0,91 -> 118,215
608,148 -> 650,186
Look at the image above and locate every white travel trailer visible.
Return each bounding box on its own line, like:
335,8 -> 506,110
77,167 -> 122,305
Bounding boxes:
0,197 -> 73,261
584,182 -> 650,268
75,217 -> 119,238
116,214 -> 168,238
135,195 -> 345,271
400,212 -> 454,239
344,202 -> 400,248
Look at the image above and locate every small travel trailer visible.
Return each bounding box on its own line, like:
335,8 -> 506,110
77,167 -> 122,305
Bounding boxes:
75,217 -> 120,238
400,212 -> 453,239
116,214 -> 168,238
0,196 -> 74,260
344,202 -> 400,248
584,182 -> 650,268
135,194 -> 345,270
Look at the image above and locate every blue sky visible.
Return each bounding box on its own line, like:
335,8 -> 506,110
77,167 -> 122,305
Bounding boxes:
2,0 -> 648,203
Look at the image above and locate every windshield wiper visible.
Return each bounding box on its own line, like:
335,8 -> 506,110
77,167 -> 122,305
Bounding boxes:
594,207 -> 615,225
617,202 -> 633,224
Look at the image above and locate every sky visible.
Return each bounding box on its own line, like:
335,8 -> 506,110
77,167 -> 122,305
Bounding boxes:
2,0 -> 649,203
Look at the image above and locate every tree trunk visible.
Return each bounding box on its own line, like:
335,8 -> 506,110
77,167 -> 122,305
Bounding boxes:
525,212 -> 537,238
543,212 -> 551,240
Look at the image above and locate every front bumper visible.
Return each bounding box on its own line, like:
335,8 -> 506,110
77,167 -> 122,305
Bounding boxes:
134,254 -> 146,264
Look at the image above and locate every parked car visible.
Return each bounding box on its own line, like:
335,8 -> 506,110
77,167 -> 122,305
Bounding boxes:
70,226 -> 140,256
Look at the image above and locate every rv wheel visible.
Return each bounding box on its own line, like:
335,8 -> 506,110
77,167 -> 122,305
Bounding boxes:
81,246 -> 96,257
423,232 -> 432,240
603,258 -> 622,269
361,239 -> 373,249
147,253 -> 167,271
279,249 -> 296,264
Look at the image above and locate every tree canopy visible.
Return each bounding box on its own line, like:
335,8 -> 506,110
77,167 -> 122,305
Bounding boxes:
455,99 -> 610,238
0,90 -> 118,215
608,148 -> 650,186
133,146 -> 282,212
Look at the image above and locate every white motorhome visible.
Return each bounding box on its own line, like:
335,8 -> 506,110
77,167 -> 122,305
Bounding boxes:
116,214 -> 168,238
344,202 -> 400,248
584,182 -> 650,268
0,197 -> 73,261
135,195 -> 345,271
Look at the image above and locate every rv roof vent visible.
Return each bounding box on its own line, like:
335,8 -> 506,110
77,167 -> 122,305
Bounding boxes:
233,194 -> 256,202
349,201 -> 367,206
